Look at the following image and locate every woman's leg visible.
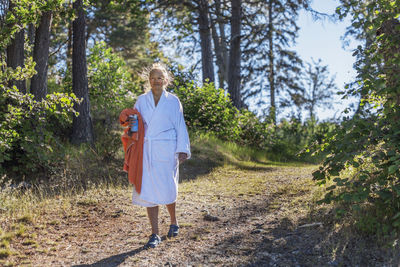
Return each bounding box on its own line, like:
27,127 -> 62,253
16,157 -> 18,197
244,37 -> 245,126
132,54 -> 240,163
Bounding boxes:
166,202 -> 178,225
146,206 -> 159,235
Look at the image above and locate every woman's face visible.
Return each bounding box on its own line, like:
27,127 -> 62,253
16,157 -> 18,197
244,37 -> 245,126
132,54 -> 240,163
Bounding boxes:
149,69 -> 166,92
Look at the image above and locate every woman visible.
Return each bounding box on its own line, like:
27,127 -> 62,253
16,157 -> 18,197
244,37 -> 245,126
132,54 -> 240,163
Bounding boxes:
131,63 -> 191,248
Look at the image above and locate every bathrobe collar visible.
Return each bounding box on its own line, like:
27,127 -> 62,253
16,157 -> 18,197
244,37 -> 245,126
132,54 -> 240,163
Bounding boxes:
146,89 -> 168,131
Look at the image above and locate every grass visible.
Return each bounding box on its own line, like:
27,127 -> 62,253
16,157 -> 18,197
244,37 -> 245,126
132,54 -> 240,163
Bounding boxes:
14,224 -> 26,237
0,249 -> 11,258
0,133 -> 324,264
1,133 -> 398,265
16,215 -> 33,225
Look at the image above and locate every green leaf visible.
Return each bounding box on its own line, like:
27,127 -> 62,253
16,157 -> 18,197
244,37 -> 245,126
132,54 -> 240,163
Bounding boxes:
393,212 -> 400,220
389,165 -> 398,175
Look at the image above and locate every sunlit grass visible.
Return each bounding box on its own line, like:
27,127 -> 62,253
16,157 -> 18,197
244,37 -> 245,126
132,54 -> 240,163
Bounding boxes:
0,133 -> 321,263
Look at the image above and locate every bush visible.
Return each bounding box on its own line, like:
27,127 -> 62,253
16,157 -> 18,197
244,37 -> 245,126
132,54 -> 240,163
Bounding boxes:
171,77 -> 336,160
87,42 -> 141,159
0,86 -> 76,179
237,109 -> 274,149
173,81 -> 241,142
88,41 -> 141,114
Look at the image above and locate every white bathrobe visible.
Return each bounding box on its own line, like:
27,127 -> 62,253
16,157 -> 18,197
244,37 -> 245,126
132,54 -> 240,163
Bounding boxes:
132,89 -> 191,207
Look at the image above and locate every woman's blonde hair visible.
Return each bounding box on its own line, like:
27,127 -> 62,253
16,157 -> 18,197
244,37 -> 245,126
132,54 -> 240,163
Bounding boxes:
141,62 -> 173,91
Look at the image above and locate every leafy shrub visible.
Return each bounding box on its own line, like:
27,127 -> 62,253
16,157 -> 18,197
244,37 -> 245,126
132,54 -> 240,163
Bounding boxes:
237,109 -> 274,149
312,4 -> 400,234
172,78 -> 335,159
0,86 -> 76,179
88,41 -> 141,114
87,42 -> 141,158
265,117 -> 337,162
173,81 -> 241,142
0,1 -> 78,180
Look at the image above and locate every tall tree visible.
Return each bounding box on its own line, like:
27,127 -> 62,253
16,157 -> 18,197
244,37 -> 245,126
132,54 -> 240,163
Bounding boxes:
152,0 -> 316,112
44,0 -> 157,92
86,0 -> 158,70
198,0 -> 215,83
71,0 -> 94,144
241,0 -> 307,123
267,0 -> 276,121
152,0 -> 216,83
209,0 -> 229,89
6,0 -> 26,93
301,59 -> 336,121
227,0 -> 242,108
31,10 -> 53,100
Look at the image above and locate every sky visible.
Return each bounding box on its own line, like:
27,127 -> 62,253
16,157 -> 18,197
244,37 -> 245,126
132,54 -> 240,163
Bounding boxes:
295,0 -> 359,121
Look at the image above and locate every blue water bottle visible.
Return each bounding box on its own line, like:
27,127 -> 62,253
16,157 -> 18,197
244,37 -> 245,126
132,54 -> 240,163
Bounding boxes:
129,114 -> 138,132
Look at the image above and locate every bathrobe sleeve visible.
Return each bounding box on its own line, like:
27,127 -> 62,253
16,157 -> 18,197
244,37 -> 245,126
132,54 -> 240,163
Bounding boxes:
173,98 -> 191,159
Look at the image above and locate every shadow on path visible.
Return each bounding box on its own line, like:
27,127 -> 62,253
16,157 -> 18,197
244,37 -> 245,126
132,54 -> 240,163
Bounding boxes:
194,189 -> 400,267
72,246 -> 145,267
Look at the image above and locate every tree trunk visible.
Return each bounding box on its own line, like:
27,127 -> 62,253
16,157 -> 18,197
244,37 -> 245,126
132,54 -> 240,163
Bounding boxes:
210,12 -> 225,88
71,0 -> 94,145
6,1 -> 25,93
31,10 -> 53,101
228,0 -> 242,108
198,0 -> 215,84
267,0 -> 276,123
210,0 -> 229,89
67,21 -> 73,70
217,0 -> 229,85
28,23 -> 35,46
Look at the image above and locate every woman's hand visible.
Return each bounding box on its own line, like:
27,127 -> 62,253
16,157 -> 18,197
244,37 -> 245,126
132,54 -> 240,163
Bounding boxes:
178,153 -> 188,164
127,116 -> 134,128
126,117 -> 134,136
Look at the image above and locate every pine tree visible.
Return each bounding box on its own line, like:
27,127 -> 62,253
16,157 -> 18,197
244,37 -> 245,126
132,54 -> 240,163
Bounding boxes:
71,0 -> 94,144
301,59 -> 337,121
6,0 -> 26,93
152,0 -> 215,83
227,0 -> 242,108
86,0 -> 158,70
209,0 -> 229,89
241,0 -> 308,123
31,9 -> 53,100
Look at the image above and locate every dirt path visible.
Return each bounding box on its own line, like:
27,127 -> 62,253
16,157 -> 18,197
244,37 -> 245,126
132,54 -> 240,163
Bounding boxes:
4,163 -> 400,266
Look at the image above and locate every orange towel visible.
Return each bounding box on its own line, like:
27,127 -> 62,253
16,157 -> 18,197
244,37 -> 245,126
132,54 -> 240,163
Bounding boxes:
119,108 -> 144,193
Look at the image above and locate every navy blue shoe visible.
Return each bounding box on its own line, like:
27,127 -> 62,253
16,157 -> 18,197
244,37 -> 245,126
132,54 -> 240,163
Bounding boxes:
145,234 -> 161,248
167,224 -> 179,238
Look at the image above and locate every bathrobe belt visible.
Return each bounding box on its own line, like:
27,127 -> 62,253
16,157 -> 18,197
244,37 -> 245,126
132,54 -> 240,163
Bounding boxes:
144,136 -> 177,167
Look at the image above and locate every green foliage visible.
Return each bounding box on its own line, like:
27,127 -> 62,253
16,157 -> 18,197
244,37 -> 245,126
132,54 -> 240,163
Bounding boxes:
0,0 -> 65,49
87,0 -> 161,69
88,41 -> 140,112
313,0 -> 400,234
173,81 -> 241,142
273,117 -> 336,162
173,79 -> 271,148
172,78 -> 335,160
0,0 -> 38,48
87,41 -> 141,159
237,109 -> 272,149
0,85 -> 76,179
0,1 -> 77,179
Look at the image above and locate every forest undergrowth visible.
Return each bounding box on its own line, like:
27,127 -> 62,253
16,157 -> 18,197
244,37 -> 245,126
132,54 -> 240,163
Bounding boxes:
0,135 -> 399,266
